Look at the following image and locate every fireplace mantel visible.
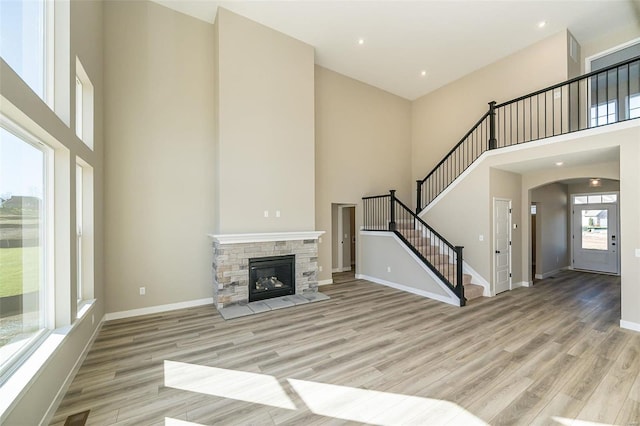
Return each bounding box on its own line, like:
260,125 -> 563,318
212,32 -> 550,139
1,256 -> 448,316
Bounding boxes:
209,231 -> 324,245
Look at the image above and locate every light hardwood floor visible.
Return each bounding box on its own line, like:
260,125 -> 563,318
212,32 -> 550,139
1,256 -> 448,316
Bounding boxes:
51,270 -> 640,425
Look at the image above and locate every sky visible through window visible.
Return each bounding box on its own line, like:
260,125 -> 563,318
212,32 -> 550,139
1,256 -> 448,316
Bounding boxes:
0,0 -> 45,98
0,128 -> 44,200
0,0 -> 45,200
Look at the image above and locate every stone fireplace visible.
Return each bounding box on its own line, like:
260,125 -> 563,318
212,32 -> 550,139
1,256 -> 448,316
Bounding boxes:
209,232 -> 324,310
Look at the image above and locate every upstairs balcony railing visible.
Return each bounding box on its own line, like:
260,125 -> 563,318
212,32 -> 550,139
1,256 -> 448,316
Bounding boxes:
417,55 -> 640,212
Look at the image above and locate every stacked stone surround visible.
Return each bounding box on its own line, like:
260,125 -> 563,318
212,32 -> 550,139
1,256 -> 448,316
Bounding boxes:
210,234 -> 321,310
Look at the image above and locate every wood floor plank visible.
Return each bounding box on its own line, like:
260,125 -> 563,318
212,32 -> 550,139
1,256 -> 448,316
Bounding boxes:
51,270 -> 638,425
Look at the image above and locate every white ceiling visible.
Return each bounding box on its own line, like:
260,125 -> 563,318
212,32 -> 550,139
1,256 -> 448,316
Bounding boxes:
152,0 -> 640,100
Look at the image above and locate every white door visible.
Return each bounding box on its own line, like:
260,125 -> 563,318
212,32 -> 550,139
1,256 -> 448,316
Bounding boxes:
494,199 -> 512,294
573,204 -> 619,274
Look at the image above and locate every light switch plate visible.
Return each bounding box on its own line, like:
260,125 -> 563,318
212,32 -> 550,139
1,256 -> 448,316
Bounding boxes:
479,235 -> 484,241
263,210 -> 269,218
636,249 -> 640,258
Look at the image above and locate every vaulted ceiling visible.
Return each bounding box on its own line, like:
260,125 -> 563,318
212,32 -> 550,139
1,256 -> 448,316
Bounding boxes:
153,0 -> 640,100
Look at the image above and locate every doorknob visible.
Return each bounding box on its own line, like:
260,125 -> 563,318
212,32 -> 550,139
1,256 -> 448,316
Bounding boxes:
495,250 -> 501,254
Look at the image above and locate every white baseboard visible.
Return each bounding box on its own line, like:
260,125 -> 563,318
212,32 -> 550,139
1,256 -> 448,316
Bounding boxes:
41,315 -> 104,425
512,281 -> 528,289
105,298 -> 213,321
535,267 -> 569,280
356,274 -> 459,307
318,279 -> 333,286
620,320 -> 640,333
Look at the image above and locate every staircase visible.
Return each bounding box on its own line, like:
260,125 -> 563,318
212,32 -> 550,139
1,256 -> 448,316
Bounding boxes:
362,54 -> 640,307
394,219 -> 484,301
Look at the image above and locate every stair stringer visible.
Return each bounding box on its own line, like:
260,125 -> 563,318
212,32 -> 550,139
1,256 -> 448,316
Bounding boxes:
357,230 -> 461,306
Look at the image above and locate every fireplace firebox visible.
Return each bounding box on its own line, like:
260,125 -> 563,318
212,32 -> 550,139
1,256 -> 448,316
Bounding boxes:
248,255 -> 295,302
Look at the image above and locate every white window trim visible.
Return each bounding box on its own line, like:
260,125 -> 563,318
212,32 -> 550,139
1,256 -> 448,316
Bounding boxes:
75,58 -> 94,150
0,115 -> 54,382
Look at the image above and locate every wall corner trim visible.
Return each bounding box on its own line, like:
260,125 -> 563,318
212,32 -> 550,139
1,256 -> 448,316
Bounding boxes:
105,298 -> 214,321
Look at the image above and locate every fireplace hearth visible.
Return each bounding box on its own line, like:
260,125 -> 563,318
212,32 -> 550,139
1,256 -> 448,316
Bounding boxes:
249,255 -> 295,302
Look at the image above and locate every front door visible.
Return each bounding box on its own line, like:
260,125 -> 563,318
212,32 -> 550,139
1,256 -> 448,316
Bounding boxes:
494,199 -> 512,294
573,204 -> 619,274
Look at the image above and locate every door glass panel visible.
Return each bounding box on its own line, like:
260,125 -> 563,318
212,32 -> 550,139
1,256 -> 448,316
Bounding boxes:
581,209 -> 608,250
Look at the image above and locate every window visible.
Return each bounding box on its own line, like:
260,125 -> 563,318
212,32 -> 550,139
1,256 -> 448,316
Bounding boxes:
590,100 -> 617,127
629,94 -> 640,119
573,193 -> 617,205
0,123 -> 50,377
75,77 -> 83,139
0,0 -> 49,102
76,164 -> 83,304
75,58 -> 94,149
75,158 -> 94,313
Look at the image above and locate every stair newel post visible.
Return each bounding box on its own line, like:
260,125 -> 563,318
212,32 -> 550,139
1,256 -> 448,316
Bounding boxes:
488,101 -> 497,150
416,180 -> 422,214
389,189 -> 396,231
455,245 -> 466,306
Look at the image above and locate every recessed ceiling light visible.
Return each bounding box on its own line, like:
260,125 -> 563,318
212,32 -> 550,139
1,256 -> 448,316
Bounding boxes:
538,21 -> 547,28
358,38 -> 364,45
590,178 -> 602,187
555,161 -> 564,166
420,70 -> 427,77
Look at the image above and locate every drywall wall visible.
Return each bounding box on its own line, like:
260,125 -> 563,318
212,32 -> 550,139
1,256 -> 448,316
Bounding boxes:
489,168 -> 523,290
358,232 -> 455,303
530,183 -> 569,278
422,164 -> 491,281
104,1 -> 215,313
215,8 -> 315,233
619,134 -> 640,326
411,30 -> 571,193
0,0 -> 105,423
568,179 -> 619,195
581,25 -> 640,71
315,66 -> 411,283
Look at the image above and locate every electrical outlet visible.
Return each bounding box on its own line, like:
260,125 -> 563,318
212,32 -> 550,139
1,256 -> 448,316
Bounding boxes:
479,235 -> 484,241
276,210 -> 281,218
139,287 -> 146,296
387,266 -> 391,272
319,265 -> 323,272
636,249 -> 640,258
263,210 -> 269,218
319,237 -> 322,243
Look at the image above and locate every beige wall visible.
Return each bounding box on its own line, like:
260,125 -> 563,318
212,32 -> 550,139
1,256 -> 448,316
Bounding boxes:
530,182 -> 570,277
216,8 -> 315,234
315,66 -> 411,283
104,1 -> 215,313
490,168 -> 523,289
620,136 -> 640,325
568,179 -> 619,195
1,0 -> 105,423
581,24 -> 640,71
411,30 -> 571,194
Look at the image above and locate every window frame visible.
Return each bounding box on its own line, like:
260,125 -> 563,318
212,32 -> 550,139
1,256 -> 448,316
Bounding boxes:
0,116 -> 54,383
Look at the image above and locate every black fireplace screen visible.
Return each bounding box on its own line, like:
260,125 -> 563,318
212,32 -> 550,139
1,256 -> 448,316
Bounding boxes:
248,255 -> 295,302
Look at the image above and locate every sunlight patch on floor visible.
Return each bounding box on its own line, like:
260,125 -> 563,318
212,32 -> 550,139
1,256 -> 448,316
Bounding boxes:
164,418 -> 206,426
164,360 -> 488,425
551,417 -> 614,426
288,378 -> 487,425
163,360 -> 297,410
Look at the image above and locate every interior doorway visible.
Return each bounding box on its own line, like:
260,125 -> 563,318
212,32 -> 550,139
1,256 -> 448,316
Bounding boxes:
494,198 -> 512,294
331,204 -> 356,274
